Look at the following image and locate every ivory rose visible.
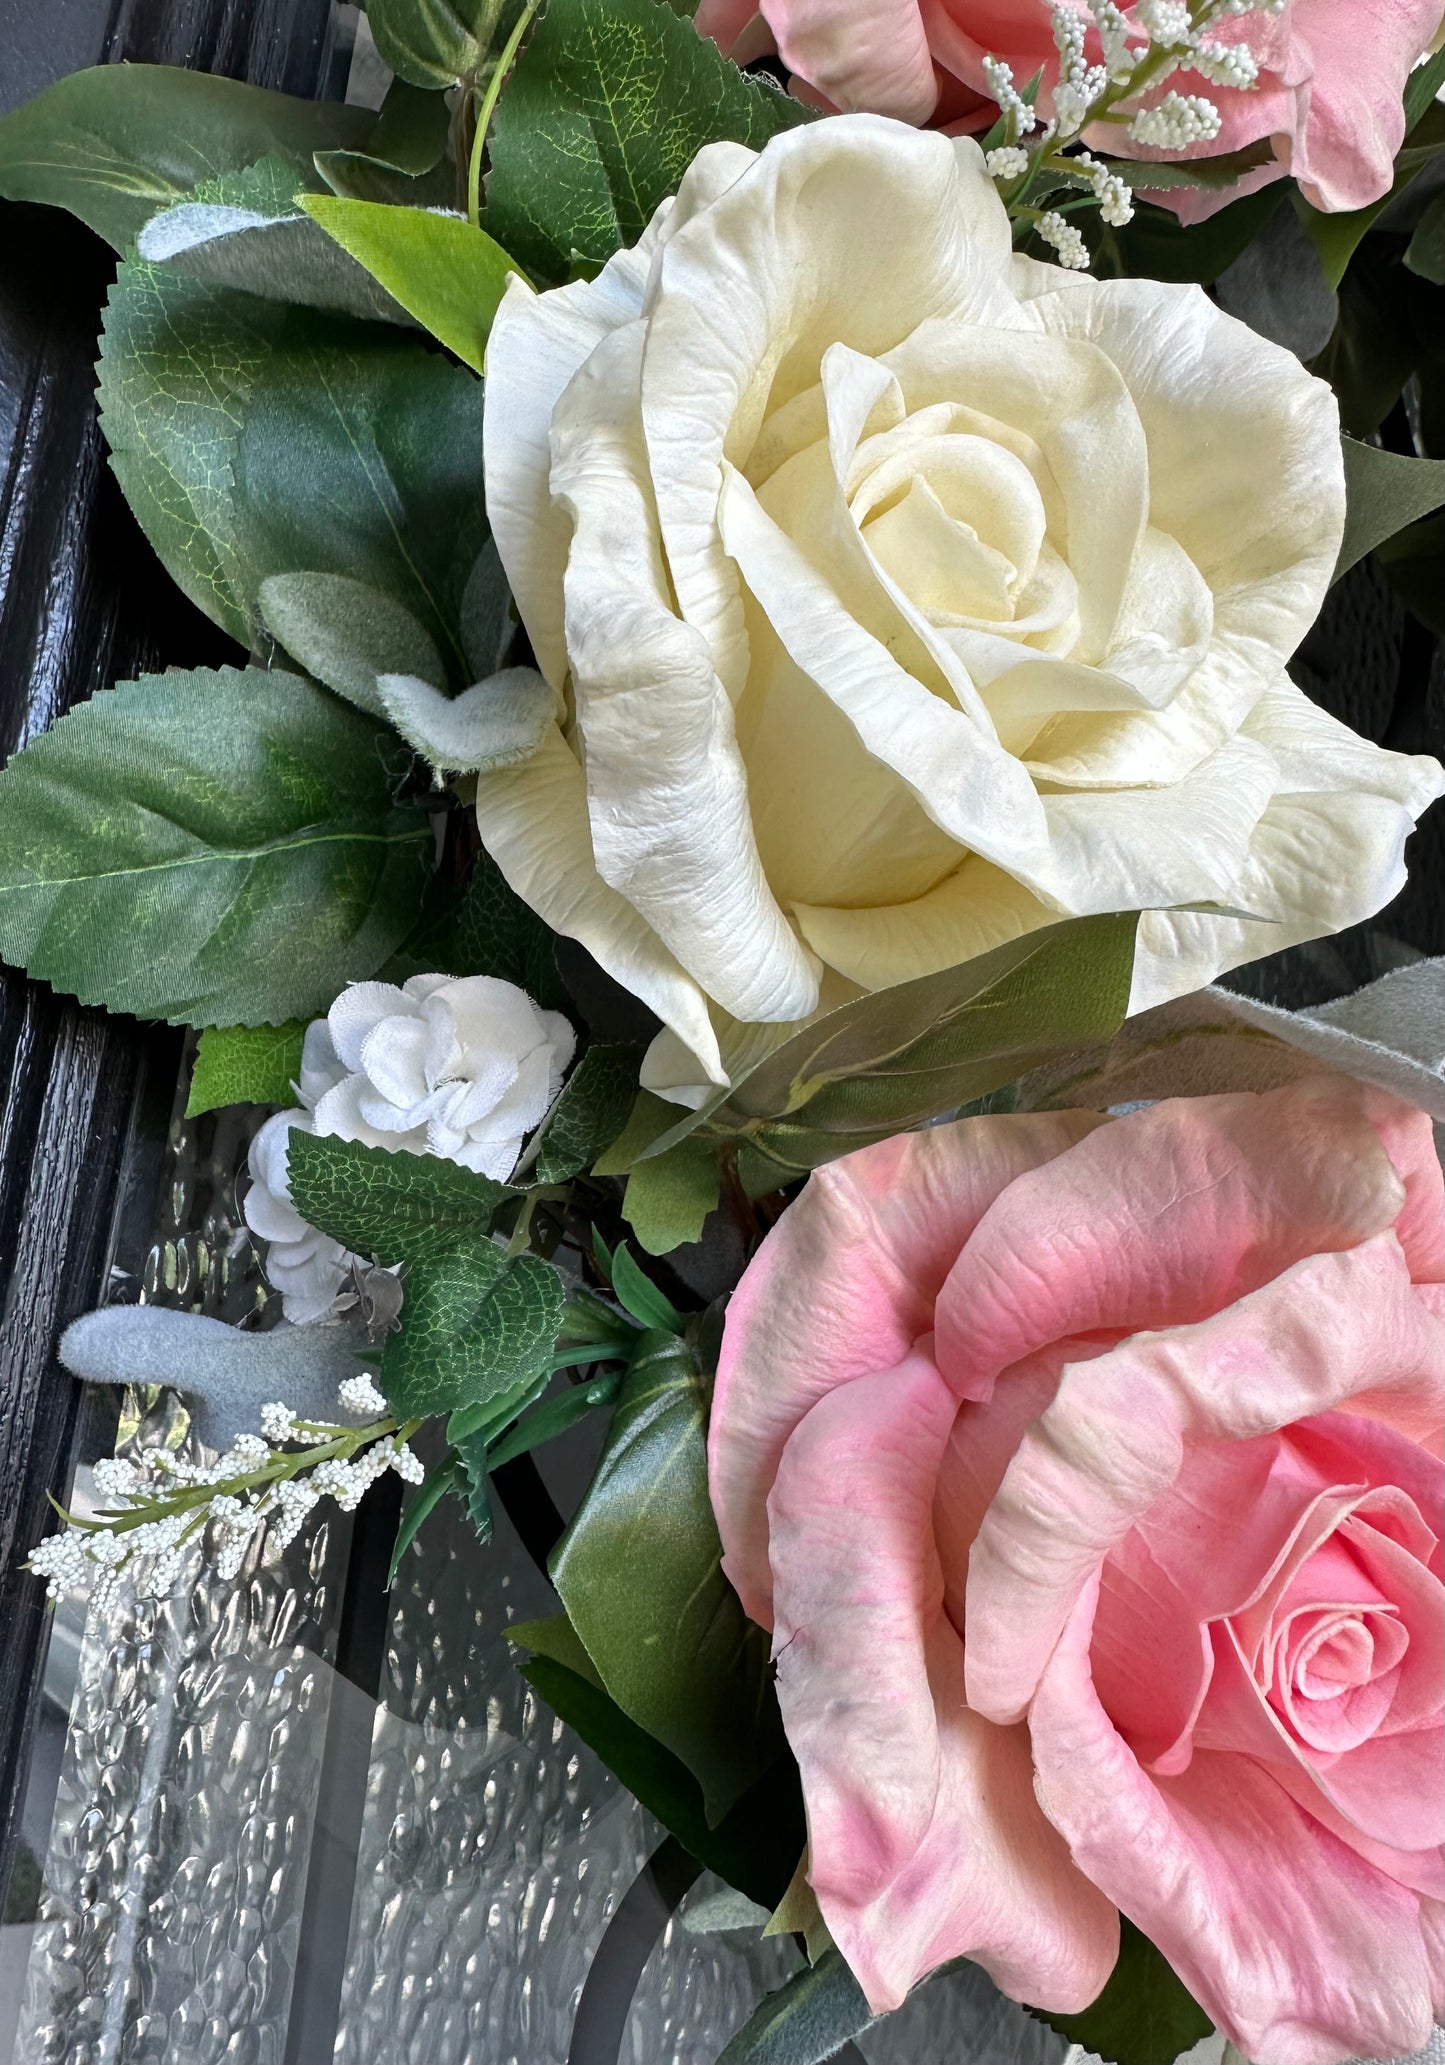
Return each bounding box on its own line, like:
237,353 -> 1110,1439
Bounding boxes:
478,117 -> 1443,1102
694,0 -> 1445,217
708,1076 -> 1445,2060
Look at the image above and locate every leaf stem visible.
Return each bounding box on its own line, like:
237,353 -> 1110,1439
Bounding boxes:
467,0 -> 540,228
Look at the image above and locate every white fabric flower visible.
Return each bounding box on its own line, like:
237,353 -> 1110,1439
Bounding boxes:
476,114 -> 1444,1105
243,975 -> 575,1322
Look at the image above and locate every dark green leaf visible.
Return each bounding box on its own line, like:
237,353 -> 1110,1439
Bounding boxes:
1377,508 -> 1445,631
1406,190 -> 1445,284
391,848 -> 567,1006
0,64 -> 370,250
486,0 -> 815,284
622,1134 -> 721,1255
366,0 -> 505,88
286,1133 -> 515,1264
1405,45 -> 1445,133
1096,186 -> 1282,286
0,667 -> 430,1026
1214,199 -> 1337,359
534,1042 -> 644,1183
717,1949 -> 875,2065
447,1363 -> 551,1444
1108,138 -> 1275,192
609,1246 -> 684,1333
1030,1920 -> 1211,2065
355,78 -> 453,177
514,1642 -> 805,1908
453,1429 -> 495,1540
1312,245 -> 1428,439
550,1331 -> 783,1821
383,1243 -> 564,1418
387,1455 -> 465,1585
1335,436 -> 1445,579
258,573 -> 446,714
486,1367 -> 622,1466
186,1020 -> 306,1117
300,195 -> 524,372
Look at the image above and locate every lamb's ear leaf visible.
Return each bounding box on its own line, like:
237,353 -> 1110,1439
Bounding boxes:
259,574 -> 447,716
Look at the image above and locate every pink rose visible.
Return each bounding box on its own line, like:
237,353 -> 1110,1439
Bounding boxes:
709,1078 -> 1444,2060
695,0 -> 1445,215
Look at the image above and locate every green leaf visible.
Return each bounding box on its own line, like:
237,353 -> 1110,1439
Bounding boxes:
258,573 -> 447,715
550,1331 -> 783,1822
366,0 -> 505,89
486,0 -> 815,284
300,195 -> 524,373
1405,45 -> 1445,132
1098,186 -> 1282,286
1106,138 -> 1276,192
486,1367 -> 623,1466
1030,1920 -> 1212,2065
387,1456 -> 465,1585
0,64 -> 371,251
286,1133 -> 515,1264
376,669 -> 554,769
609,1247 -> 684,1333
1406,189 -> 1445,285
717,1949 -> 875,2065
0,667 -> 431,1026
622,1134 -> 721,1254
186,1020 -> 306,1117
1377,508 -> 1445,633
452,1429 -> 496,1540
593,1088 -> 682,1176
352,78 -> 453,177
1335,436 -> 1445,579
382,1244 -> 565,1418
391,848 -> 566,1006
513,1640 -> 805,1908
534,1042 -> 644,1183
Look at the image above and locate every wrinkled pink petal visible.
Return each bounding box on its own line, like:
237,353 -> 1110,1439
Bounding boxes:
757,0 -> 940,122
934,1080 -> 1406,1403
711,1110 -> 1101,1624
966,1235 -> 1441,1725
1280,0 -> 1444,212
1031,1581 -> 1442,2065
692,0 -> 762,55
1363,1088 -> 1445,1284
768,1351 -> 1116,2013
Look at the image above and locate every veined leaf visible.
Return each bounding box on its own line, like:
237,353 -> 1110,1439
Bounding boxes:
287,1133 -> 516,1264
0,64 -> 370,250
486,0 -> 815,284
382,1242 -> 565,1418
0,667 -> 430,1027
186,1021 -> 307,1116
366,0 -> 506,90
389,848 -> 566,1008
550,1331 -> 784,1822
534,1042 -> 644,1183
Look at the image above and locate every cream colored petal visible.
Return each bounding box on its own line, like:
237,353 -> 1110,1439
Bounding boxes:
473,726 -> 725,1086
552,324 -> 819,1026
794,861 -> 1057,990
638,117 -> 1024,695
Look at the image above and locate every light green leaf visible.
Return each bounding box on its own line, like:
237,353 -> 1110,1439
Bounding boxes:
299,194 -> 523,372
366,0 -> 505,89
259,574 -> 446,715
486,0 -> 815,284
717,1949 -> 875,2065
186,1021 -> 307,1117
551,1331 -> 784,1822
286,1133 -> 515,1264
622,1135 -> 721,1254
0,63 -> 371,251
534,1042 -> 644,1183
376,667 -> 554,767
609,1246 -> 683,1334
593,1088 -> 682,1176
0,667 -> 431,1027
1335,435 -> 1445,580
1031,1920 -> 1211,2065
382,1243 -> 565,1418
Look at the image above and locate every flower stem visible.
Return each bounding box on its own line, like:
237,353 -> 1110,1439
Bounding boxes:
467,0 -> 539,228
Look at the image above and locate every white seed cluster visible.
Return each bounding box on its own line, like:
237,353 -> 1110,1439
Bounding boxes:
1189,36 -> 1260,88
1128,89 -> 1225,146
985,145 -> 1031,182
28,1377 -> 417,1606
1074,151 -> 1136,226
1091,0 -> 1138,83
1136,0 -> 1192,46
1051,6 -> 1108,137
1037,210 -> 1092,269
982,56 -> 1038,139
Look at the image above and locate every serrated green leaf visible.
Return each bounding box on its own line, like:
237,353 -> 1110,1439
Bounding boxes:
382,1245 -> 564,1417
258,573 -> 446,715
390,848 -> 566,1006
186,1021 -> 307,1117
300,194 -> 524,373
486,0 -> 815,284
551,1331 -> 783,1822
534,1042 -> 643,1183
1335,436 -> 1445,580
1103,138 -> 1276,192
622,1134 -> 720,1255
286,1133 -> 515,1264
452,1429 -> 496,1540
0,64 -> 371,251
0,667 -> 431,1026
366,0 -> 505,88
1030,1920 -> 1211,2065
717,1949 -> 875,2065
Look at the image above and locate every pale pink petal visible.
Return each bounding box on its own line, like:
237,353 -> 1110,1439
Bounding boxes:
1284,0 -> 1444,214
1030,1582 -> 1442,2065
966,1235 -> 1441,1724
692,0 -> 761,56
935,1078 -> 1407,1402
711,1109 -> 1102,1624
759,0 -> 940,123
1363,1087 -> 1445,1285
768,1353 -> 1116,2013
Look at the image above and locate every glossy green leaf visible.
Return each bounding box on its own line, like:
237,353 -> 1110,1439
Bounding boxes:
389,849 -> 566,1007
258,573 -> 446,715
0,667 -> 430,1027
300,194 -> 524,372
1031,1920 -> 1212,2065
1335,436 -> 1445,579
186,1021 -> 307,1117
551,1331 -> 784,1822
286,1133 -> 515,1265
486,1367 -> 622,1467
486,0 -> 815,283
0,63 -> 371,250
382,1243 -> 565,1418
622,1134 -> 721,1254
366,0 -> 505,88
534,1043 -> 644,1183
716,1949 -> 875,2065
608,1248 -> 683,1334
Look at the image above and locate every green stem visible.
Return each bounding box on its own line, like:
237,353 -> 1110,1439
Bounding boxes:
467,0 -> 540,228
